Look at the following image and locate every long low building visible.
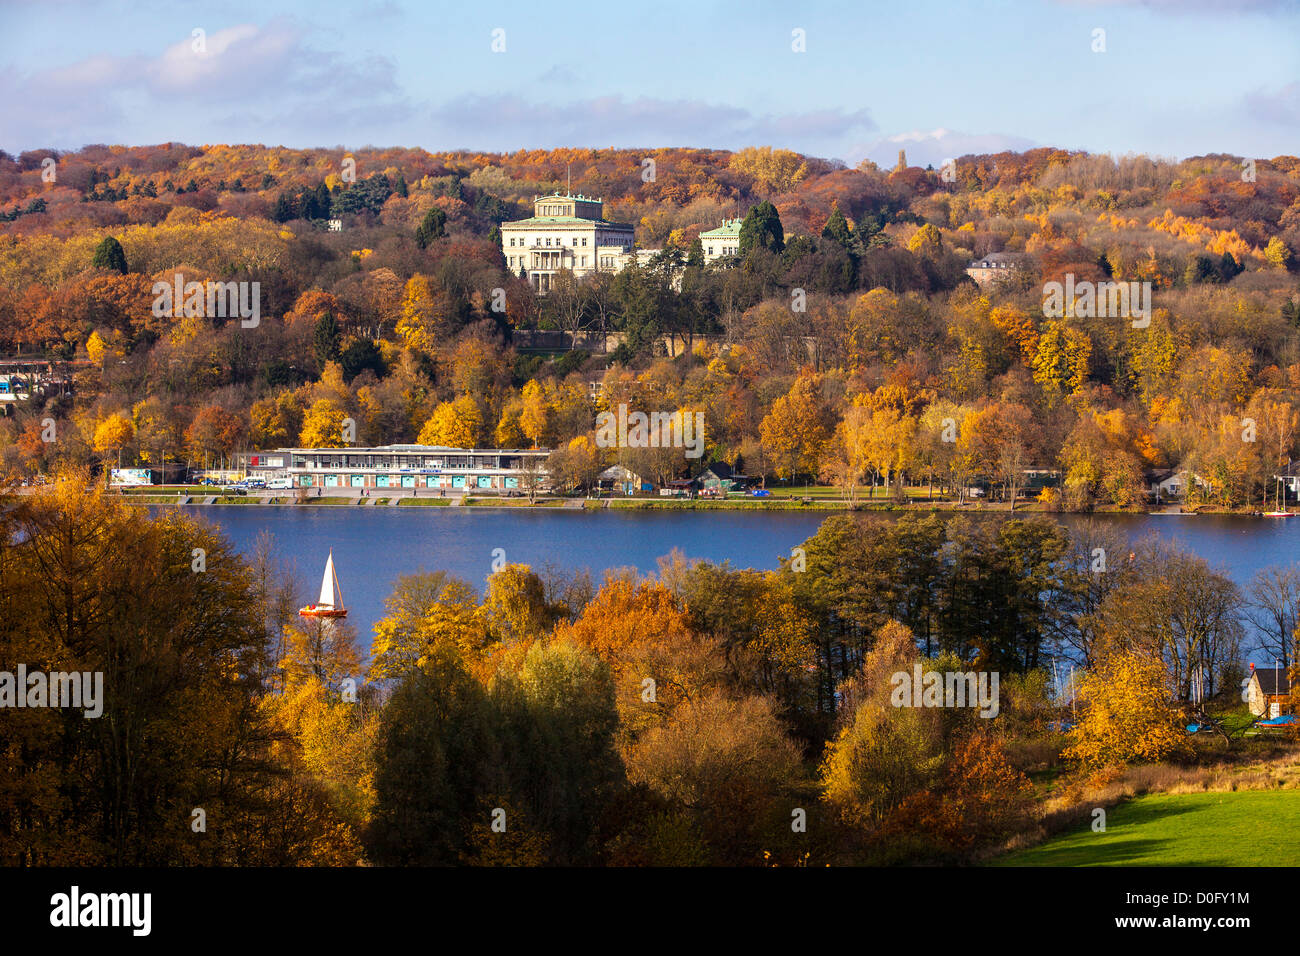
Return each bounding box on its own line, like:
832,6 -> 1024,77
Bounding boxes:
233,445 -> 550,491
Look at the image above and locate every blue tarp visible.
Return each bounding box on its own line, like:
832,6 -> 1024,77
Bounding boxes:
1255,715 -> 1297,726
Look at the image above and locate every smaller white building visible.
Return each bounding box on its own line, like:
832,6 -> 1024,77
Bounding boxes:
699,219 -> 743,264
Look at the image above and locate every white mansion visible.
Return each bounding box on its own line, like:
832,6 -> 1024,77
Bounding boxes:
699,218 -> 742,264
500,192 -> 749,294
502,193 -> 656,293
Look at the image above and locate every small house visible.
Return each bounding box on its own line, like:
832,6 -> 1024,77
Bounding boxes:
661,478 -> 697,498
1145,468 -> 1212,502
965,251 -> 1033,288
699,462 -> 752,494
598,464 -> 652,495
1245,666 -> 1291,718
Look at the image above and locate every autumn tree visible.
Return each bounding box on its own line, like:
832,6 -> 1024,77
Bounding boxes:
0,476 -> 351,864
299,398 -> 350,448
623,691 -> 803,865
483,564 -> 555,645
184,405 -> 245,466
418,395 -> 483,448
759,373 -> 834,483
730,147 -> 809,195
821,621 -> 944,825
92,412 -> 135,484
547,435 -> 605,492
369,571 -> 490,681
396,274 -> 451,353
1064,647 -> 1187,769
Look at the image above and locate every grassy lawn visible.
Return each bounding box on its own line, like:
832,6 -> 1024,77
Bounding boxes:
764,484 -> 948,501
463,497 -> 563,507
397,497 -> 454,506
599,497 -> 844,510
763,484 -> 845,499
995,790 -> 1300,866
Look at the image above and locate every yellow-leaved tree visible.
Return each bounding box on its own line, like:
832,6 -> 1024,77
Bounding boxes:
820,620 -> 944,825
519,379 -> 550,448
396,274 -> 447,353
1064,647 -> 1187,769
299,398 -> 350,448
93,412 -> 135,485
759,373 -> 833,483
417,395 -> 483,448
728,146 -> 808,195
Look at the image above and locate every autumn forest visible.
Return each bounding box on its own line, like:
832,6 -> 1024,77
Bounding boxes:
2,139 -> 1300,870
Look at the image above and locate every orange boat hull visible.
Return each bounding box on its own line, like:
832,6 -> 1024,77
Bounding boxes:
299,606 -> 347,618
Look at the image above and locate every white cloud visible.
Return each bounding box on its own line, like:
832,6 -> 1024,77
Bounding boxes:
0,19 -> 407,150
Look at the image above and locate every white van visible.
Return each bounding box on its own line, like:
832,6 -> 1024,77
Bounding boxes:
266,477 -> 293,489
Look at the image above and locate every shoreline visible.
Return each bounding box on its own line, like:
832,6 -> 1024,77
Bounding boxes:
99,489 -> 1279,518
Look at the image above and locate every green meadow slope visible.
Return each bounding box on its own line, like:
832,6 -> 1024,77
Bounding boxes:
996,790 -> 1300,867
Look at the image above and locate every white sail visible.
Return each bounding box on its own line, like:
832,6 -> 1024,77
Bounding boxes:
319,551 -> 337,608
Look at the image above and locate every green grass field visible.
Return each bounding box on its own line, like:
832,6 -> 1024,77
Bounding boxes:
996,790 -> 1300,866
601,497 -> 845,510
463,497 -> 564,507
765,484 -> 943,501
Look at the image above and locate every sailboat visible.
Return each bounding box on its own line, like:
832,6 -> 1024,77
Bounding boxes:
1263,476 -> 1295,517
299,549 -> 348,618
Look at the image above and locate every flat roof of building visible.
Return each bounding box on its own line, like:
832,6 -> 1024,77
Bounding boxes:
251,445 -> 551,454
502,216 -> 632,227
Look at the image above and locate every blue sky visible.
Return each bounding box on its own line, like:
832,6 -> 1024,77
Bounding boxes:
1,0 -> 1296,165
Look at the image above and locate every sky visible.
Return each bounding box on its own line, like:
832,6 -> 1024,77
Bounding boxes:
1,0 -> 1297,166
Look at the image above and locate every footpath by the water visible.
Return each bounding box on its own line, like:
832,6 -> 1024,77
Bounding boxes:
89,486 -> 1251,516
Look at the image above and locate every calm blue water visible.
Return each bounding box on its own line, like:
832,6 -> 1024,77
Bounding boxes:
163,506 -> 1300,654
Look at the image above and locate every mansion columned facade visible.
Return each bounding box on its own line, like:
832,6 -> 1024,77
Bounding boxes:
501,193 -> 640,293
500,193 -> 742,294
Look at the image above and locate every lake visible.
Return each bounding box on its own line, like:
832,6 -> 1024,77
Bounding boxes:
164,506 -> 1300,654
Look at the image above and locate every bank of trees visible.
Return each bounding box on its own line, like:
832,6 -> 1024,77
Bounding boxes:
2,480 -> 1290,866
1,146 -> 1297,512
